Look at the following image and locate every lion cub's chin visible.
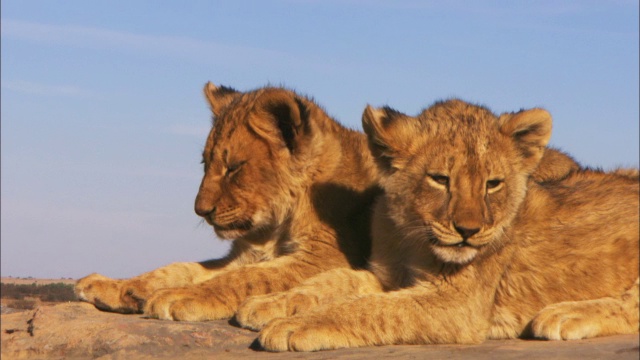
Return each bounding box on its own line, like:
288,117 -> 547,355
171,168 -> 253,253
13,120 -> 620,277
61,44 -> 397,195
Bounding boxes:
214,228 -> 250,240
430,243 -> 480,264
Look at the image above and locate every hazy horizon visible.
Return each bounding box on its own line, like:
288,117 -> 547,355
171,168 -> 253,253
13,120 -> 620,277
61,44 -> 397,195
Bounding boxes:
2,0 -> 638,279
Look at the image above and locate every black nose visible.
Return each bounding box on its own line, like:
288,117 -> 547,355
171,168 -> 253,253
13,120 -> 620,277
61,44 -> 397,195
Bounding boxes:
454,225 -> 480,239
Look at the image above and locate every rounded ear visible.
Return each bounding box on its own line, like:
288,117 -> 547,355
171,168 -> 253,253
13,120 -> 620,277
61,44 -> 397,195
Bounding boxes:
249,90 -> 309,153
203,82 -> 239,117
362,105 -> 414,173
499,108 -> 552,172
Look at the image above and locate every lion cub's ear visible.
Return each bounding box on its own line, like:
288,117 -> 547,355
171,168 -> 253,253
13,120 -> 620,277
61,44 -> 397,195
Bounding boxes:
250,90 -> 309,154
362,105 -> 417,173
203,82 -> 239,117
499,108 -> 553,173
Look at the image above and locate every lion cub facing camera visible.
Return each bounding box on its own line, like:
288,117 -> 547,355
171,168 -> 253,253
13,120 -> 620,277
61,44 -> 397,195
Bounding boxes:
256,100 -> 639,352
75,83 -> 382,321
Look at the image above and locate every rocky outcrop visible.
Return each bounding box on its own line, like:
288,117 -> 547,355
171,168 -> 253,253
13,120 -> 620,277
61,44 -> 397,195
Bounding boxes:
2,302 -> 638,359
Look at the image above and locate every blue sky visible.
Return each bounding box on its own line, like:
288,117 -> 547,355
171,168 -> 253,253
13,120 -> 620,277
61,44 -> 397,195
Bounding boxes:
2,0 -> 638,279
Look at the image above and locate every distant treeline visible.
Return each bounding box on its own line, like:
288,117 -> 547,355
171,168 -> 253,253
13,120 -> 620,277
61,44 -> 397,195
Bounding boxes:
1,282 -> 77,302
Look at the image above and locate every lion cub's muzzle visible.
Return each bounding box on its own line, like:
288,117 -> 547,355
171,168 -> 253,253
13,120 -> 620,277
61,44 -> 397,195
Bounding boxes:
194,196 -> 215,217
196,204 -> 255,239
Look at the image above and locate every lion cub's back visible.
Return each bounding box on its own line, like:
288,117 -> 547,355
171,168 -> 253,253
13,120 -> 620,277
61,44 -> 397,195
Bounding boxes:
525,168 -> 638,279
511,171 -> 636,305
489,169 -> 639,338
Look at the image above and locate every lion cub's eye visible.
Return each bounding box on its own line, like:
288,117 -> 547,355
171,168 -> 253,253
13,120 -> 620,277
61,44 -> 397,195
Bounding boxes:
486,179 -> 503,192
225,161 -> 246,176
429,174 -> 450,186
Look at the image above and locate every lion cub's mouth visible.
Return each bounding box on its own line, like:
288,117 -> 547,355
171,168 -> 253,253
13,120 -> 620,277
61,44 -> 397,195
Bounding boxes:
432,238 -> 479,248
440,241 -> 472,248
430,238 -> 483,264
211,220 -> 253,238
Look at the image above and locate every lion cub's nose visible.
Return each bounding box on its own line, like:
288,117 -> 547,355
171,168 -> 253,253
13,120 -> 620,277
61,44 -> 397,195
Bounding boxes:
454,225 -> 480,240
195,202 -> 215,217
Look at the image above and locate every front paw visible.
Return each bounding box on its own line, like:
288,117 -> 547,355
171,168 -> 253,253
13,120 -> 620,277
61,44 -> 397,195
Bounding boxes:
238,291 -> 319,331
259,316 -> 351,352
144,287 -> 234,321
75,273 -> 138,313
237,293 -> 288,330
530,301 -> 603,340
118,279 -> 155,312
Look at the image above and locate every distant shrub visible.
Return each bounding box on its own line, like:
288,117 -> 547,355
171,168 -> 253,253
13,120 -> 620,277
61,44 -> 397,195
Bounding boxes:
1,282 -> 77,302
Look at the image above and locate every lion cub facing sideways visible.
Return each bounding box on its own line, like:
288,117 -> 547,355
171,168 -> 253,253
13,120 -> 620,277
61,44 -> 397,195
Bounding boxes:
257,100 -> 639,352
75,83 -> 381,320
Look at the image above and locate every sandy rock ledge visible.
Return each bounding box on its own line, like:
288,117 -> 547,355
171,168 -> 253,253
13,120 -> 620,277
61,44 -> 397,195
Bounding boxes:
1,302 -> 638,359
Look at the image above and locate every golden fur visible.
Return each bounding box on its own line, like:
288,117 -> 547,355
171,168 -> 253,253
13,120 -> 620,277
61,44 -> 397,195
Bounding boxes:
236,118 -> 580,331
254,100 -> 639,351
75,83 -> 382,320
237,117 -> 581,331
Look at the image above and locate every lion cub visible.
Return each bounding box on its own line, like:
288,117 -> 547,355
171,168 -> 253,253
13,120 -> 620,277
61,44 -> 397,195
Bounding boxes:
75,83 -> 382,320
256,100 -> 639,351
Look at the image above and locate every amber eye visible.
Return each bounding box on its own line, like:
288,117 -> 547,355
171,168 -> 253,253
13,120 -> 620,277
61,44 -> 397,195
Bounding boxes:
430,174 -> 450,186
486,179 -> 503,190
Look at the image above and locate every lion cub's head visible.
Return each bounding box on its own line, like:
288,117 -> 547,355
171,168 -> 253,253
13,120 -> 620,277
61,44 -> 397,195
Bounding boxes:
195,83 -> 313,240
363,100 -> 552,264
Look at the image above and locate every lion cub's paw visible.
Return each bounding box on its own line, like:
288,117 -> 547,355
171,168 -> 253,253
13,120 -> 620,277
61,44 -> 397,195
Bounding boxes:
117,279 -> 156,312
75,274 -> 154,314
237,293 -> 288,330
75,273 -> 137,313
530,299 -> 629,340
144,286 -> 234,321
259,316 -> 352,352
237,291 -> 319,331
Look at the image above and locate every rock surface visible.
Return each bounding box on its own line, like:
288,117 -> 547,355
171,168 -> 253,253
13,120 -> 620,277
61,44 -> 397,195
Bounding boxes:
1,302 -> 638,359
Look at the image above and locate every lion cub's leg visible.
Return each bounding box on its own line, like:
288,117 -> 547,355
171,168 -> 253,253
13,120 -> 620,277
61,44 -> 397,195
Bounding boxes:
75,261 -> 227,314
75,274 -> 132,313
236,268 -> 383,330
530,278 -> 639,340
